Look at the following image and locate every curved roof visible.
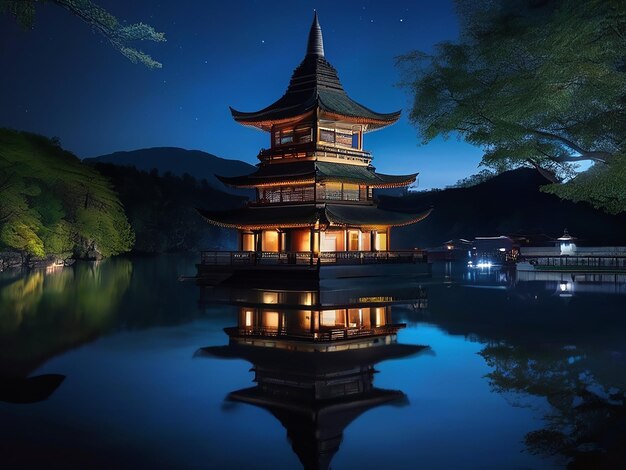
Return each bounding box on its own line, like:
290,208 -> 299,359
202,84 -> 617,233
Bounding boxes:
324,205 -> 432,229
198,204 -> 320,230
217,161 -> 417,188
230,13 -> 400,132
198,204 -> 431,230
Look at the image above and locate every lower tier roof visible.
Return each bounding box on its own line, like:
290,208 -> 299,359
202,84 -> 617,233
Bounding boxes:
198,204 -> 431,230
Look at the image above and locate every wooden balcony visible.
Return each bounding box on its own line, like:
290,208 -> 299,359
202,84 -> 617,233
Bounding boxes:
200,250 -> 427,267
257,142 -> 372,165
225,323 -> 405,342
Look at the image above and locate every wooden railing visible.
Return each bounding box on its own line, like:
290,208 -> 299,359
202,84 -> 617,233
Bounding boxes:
257,142 -> 372,165
226,323 -> 405,342
200,250 -> 426,267
522,255 -> 626,270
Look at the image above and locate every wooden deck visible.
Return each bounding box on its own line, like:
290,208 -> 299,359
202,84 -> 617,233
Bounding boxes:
196,250 -> 431,285
200,250 -> 426,266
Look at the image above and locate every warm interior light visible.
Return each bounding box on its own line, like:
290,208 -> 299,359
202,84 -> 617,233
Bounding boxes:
262,291 -> 279,304
321,310 -> 336,326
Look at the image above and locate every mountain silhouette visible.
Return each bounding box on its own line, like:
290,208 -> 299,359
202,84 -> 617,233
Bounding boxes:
85,147 -> 256,197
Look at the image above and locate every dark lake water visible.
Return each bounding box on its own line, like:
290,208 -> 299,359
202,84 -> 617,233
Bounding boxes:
1,255 -> 625,469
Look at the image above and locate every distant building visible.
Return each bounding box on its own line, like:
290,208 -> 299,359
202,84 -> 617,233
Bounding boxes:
470,236 -> 519,266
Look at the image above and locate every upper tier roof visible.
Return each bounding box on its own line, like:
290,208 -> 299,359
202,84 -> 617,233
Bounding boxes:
230,13 -> 401,132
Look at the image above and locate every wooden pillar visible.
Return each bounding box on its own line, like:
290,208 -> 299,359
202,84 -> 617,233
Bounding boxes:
386,227 -> 391,251
313,228 -> 320,253
255,231 -> 262,252
343,229 -> 348,251
309,228 -> 314,253
371,230 -> 376,251
284,230 -> 290,252
277,230 -> 283,253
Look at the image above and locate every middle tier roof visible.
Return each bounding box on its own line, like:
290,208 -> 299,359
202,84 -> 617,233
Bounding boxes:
217,160 -> 418,188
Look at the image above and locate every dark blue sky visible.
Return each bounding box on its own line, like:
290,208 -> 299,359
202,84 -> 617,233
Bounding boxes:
0,0 -> 483,189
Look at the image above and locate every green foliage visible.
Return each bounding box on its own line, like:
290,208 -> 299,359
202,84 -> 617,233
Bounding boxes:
0,0 -> 35,29
398,0 -> 626,212
0,0 -> 165,68
93,163 -> 244,253
0,128 -> 134,257
1,220 -> 45,256
542,155 -> 626,215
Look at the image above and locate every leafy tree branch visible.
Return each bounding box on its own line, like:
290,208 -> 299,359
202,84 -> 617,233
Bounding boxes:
1,0 -> 165,68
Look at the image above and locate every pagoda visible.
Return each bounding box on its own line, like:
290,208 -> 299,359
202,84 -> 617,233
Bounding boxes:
199,13 -> 430,283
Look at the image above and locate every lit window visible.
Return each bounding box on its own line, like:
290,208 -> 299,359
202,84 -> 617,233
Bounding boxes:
321,310 -> 337,326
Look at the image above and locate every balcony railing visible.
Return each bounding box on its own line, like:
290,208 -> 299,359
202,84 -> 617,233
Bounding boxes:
200,250 -> 426,267
257,142 -> 372,165
522,255 -> 626,270
225,323 -> 405,342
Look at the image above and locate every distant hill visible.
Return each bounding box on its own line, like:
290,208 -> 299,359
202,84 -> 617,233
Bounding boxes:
383,168 -> 626,248
85,147 -> 256,197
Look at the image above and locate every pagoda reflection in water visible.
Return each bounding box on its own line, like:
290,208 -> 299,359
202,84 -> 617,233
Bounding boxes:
197,284 -> 429,470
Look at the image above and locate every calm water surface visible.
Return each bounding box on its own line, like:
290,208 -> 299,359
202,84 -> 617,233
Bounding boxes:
1,255 -> 625,469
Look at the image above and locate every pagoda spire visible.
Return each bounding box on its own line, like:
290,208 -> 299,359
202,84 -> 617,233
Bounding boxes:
306,11 -> 325,57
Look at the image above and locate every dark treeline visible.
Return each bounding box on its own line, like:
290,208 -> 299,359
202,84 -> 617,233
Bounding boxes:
385,168 -> 626,249
92,163 -> 243,253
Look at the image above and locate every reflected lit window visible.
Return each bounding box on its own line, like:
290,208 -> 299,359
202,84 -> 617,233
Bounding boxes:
263,311 -> 279,328
262,291 -> 279,304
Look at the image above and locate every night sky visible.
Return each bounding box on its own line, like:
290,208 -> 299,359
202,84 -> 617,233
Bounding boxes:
0,0 -> 484,189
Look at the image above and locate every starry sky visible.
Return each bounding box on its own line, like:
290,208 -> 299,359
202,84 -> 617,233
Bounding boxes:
0,0 -> 484,189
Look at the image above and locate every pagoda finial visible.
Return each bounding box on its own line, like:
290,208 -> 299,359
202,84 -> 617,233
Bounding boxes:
306,11 -> 325,57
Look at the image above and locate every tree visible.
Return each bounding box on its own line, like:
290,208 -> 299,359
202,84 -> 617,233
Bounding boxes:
398,0 -> 626,213
1,0 -> 165,68
0,128 -> 135,258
